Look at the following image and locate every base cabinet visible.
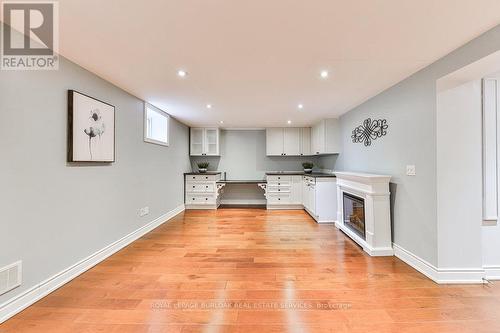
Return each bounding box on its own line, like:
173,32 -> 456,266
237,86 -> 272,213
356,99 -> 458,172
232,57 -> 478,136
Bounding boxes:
266,175 -> 303,209
185,174 -> 222,209
302,176 -> 337,223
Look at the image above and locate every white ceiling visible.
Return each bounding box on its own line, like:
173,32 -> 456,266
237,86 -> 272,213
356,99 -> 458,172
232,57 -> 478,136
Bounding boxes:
57,0 -> 500,127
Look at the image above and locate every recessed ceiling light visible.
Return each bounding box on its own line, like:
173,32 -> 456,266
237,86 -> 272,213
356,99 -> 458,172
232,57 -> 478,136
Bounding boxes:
298,104 -> 304,109
206,104 -> 212,109
219,120 -> 224,124
320,70 -> 329,79
287,120 -> 292,125
177,70 -> 188,78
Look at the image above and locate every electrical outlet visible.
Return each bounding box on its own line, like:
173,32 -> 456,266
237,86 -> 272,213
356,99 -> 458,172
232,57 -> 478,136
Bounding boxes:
138,207 -> 150,217
406,165 -> 416,176
0,261 -> 22,296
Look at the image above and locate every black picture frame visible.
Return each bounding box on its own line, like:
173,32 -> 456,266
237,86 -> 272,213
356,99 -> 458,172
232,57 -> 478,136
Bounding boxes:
67,90 -> 116,163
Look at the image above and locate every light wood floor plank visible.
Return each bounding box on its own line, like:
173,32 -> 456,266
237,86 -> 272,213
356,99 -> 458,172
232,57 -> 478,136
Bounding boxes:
2,208 -> 500,332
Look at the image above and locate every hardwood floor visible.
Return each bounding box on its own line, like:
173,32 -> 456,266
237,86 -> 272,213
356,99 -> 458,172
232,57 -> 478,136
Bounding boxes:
2,208 -> 500,332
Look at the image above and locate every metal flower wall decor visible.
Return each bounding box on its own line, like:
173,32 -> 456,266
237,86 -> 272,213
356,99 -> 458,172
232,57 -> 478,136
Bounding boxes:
351,118 -> 388,146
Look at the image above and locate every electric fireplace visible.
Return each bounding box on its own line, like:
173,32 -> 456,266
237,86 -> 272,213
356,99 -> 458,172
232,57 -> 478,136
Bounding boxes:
343,192 -> 366,240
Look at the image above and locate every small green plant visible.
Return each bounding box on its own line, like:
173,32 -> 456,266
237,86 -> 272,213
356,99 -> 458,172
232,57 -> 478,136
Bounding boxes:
302,162 -> 314,169
197,162 -> 209,169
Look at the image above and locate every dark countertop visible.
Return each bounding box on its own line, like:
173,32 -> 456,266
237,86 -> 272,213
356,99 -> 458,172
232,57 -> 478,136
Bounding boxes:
217,180 -> 267,184
265,171 -> 306,176
184,171 -> 221,175
265,171 -> 336,178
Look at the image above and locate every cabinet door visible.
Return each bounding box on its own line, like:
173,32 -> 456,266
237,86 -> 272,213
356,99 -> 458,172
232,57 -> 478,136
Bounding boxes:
190,128 -> 204,156
302,179 -> 307,208
311,121 -> 325,155
290,176 -> 302,204
309,185 -> 316,215
204,128 -> 219,156
266,128 -> 284,156
324,119 -> 341,154
300,128 -> 311,156
283,128 -> 301,156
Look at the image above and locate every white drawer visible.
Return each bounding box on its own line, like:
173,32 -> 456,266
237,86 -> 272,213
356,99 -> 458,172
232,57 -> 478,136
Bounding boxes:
186,182 -> 215,193
186,174 -> 219,182
267,193 -> 291,204
303,176 -> 315,185
267,185 -> 291,193
267,181 -> 291,187
267,175 -> 292,182
186,195 -> 216,205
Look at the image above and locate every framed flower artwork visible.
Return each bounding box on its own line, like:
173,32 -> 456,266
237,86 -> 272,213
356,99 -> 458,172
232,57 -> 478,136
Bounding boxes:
67,90 -> 115,162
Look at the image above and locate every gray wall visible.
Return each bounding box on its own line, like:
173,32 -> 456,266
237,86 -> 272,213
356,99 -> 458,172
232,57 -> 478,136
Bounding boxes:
190,130 -> 336,180
0,56 -> 191,305
336,25 -> 500,266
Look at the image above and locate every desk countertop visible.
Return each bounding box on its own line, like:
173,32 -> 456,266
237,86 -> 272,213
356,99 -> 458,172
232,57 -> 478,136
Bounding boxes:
216,180 -> 266,184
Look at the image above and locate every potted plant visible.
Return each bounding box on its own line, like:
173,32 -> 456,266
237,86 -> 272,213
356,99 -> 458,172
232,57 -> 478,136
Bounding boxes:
302,162 -> 314,173
197,162 -> 209,173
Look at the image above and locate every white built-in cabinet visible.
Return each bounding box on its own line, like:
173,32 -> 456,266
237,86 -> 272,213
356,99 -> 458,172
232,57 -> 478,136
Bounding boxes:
266,128 -> 285,156
302,176 -> 337,223
190,128 -> 220,156
266,175 -> 303,209
266,119 -> 340,156
283,128 -> 301,156
185,173 -> 222,209
266,127 -> 311,156
300,127 -> 311,156
311,119 -> 341,155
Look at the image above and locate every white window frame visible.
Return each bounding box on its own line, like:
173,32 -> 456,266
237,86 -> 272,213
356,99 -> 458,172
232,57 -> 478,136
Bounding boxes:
144,103 -> 170,147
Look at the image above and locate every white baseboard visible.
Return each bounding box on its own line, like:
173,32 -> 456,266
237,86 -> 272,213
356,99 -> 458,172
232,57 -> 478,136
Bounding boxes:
0,204 -> 185,324
267,204 -> 305,211
335,221 -> 394,256
393,243 -> 485,284
220,199 -> 267,205
484,266 -> 500,280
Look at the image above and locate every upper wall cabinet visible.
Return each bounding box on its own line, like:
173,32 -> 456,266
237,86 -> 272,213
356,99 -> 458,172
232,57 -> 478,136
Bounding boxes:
266,127 -> 311,156
190,128 -> 220,156
311,119 -> 341,155
300,127 -> 311,156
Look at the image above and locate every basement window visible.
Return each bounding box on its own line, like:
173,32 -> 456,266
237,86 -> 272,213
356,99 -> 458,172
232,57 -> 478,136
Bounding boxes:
144,103 -> 169,146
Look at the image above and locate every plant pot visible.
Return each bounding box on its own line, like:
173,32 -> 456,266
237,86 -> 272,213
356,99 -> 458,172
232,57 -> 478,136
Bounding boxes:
198,168 -> 207,173
304,168 -> 313,173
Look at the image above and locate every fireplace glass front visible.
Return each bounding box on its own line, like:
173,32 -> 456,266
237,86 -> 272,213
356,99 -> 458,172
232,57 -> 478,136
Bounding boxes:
343,193 -> 366,240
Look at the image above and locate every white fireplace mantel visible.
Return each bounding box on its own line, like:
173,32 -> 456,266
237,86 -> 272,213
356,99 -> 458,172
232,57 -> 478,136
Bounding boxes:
335,171 -> 393,256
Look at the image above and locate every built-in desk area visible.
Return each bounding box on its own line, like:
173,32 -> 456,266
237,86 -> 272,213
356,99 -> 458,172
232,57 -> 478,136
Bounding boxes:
184,171 -> 337,223
216,179 -> 268,208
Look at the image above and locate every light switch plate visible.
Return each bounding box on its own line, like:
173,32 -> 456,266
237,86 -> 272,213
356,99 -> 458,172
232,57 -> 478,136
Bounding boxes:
406,165 -> 416,176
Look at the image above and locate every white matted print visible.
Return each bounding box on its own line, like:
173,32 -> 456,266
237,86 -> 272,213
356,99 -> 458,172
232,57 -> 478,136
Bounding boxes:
68,90 -> 115,162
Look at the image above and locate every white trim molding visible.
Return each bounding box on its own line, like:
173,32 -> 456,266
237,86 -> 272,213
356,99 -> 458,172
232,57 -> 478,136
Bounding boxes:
393,243 -> 486,284
335,171 -> 393,256
0,204 -> 185,324
484,266 -> 500,280
482,78 -> 499,224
